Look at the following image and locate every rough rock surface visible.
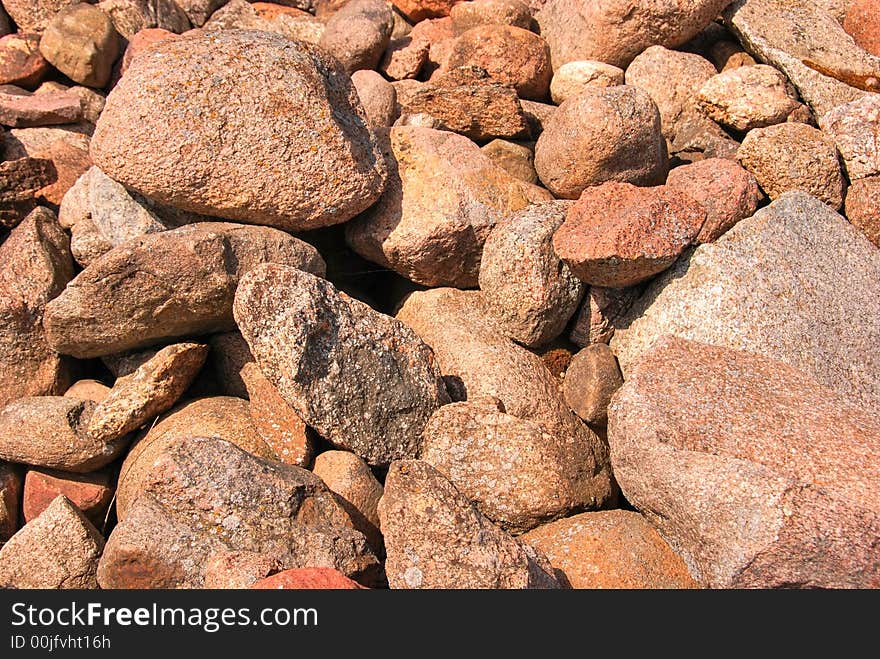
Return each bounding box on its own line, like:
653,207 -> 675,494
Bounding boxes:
0,462 -> 21,541
23,468 -> 113,525
478,200 -> 584,347
90,30 -> 387,232
38,3 -> 120,88
0,85 -> 81,127
480,139 -> 536,184
818,94 -> 880,181
562,344 -> 623,424
611,192 -> 880,411
97,0 -> 191,39
845,175 -> 880,247
0,495 -> 103,589
319,0 -> 393,72
0,157 -> 57,228
449,0 -> 531,34
208,332 -> 252,399
351,69 -> 397,129
550,60 -> 625,105
522,510 -> 698,589
0,0 -> 81,32
203,550 -> 281,589
3,125 -> 91,205
43,222 -> 325,358
234,264 -> 449,467
345,126 -> 531,288
98,436 -> 381,588
534,86 -> 668,199
609,336 -> 880,588
569,285 -> 642,347
844,0 -> 880,57
175,0 -> 228,26
378,460 -> 561,588
252,567 -> 365,589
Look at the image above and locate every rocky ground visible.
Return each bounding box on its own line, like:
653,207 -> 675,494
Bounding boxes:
0,0 -> 878,590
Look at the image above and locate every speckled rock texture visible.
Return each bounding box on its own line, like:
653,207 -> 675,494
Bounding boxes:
38,3 -> 120,88
0,462 -> 22,541
252,567 -> 366,589
522,510 -> 698,589
90,30 -> 387,232
0,0 -> 81,32
449,0 -> 531,33
96,0 -> 191,39
844,0 -> 880,57
421,400 -> 612,534
552,182 -> 706,287
203,550 -> 281,589
609,336 -> 880,588
562,343 -> 623,424
43,222 -> 325,359
0,495 -> 104,589
569,285 -> 643,347
0,85 -> 81,127
175,0 -> 228,26
0,207 -> 73,409
0,157 -> 57,228
319,0 -> 393,72
98,436 -> 382,589
845,175 -> 880,247
534,86 -> 668,199
479,200 -> 584,347
697,64 -> 801,132
23,467 -> 113,525
378,460 -> 562,588
611,192 -> 880,411
234,264 -> 449,467
818,94 -> 880,181
550,60 -> 625,105
536,0 -> 735,70
345,126 -> 531,288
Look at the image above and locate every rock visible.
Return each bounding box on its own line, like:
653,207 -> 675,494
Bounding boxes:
345,126 -> 531,288
609,336 -> 880,588
240,362 -> 314,468
0,33 -> 50,89
844,0 -> 880,57
234,264 -> 449,467
819,95 -> 880,181
450,0 -> 531,34
562,344 -> 623,424
394,73 -> 529,142
534,86 -> 668,199
207,332 -> 252,399
724,0 -> 876,117
3,126 -> 91,205
119,27 -> 176,74
550,60 -> 624,105
519,98 -> 554,136
379,460 -> 561,588
665,158 -> 762,242
737,122 -> 845,209
536,0 -> 734,70
569,285 -> 642,347
203,550 -> 281,589
625,45 -> 717,141
0,207 -> 73,409
0,157 -> 57,228
845,175 -> 880,247
0,496 -> 103,589
116,396 -> 275,520
252,567 -> 365,589
611,192 -> 880,410
696,65 -> 801,132
480,139 -> 536,184
23,468 -> 113,525
175,0 -> 228,26
380,37 -> 428,80
98,436 -> 381,588
319,0 -> 393,72
312,450 -> 383,552
203,0 -> 324,45
44,222 -> 325,358
39,3 -> 120,88
90,30 -> 387,232
392,0 -> 455,22
96,0 -> 190,40
422,400 -> 611,534
521,510 -> 698,589
64,84 -> 105,123
668,109 -> 740,165
479,201 -> 584,346
64,379 -> 110,402
0,396 -> 128,472
351,69 -> 396,129
0,86 -> 82,128
87,343 -> 208,444
0,462 -> 21,541
0,0 -> 81,32
445,25 -> 551,101
552,182 -> 706,287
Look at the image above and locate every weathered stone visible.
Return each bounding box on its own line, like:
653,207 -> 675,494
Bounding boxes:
569,285 -> 642,348
346,126 -> 531,288
351,69 -> 396,129
550,60 -> 624,105
0,462 -> 21,541
697,65 -> 801,131
480,139 -> 536,184
666,158 -> 763,243
845,175 -> 880,247
119,27 -> 176,74
0,208 -> 73,409
0,496 -> 103,589
0,157 -> 57,228
611,192 -> 880,411
668,109 -> 740,164
23,468 -> 113,525
203,0 -> 323,45
379,460 -> 561,588
392,0 -> 455,22
844,0 -> 880,57
553,182 -> 706,287
39,3 -> 120,88
91,30 -> 387,232
609,336 -> 880,588
522,510 -> 698,589
44,222 -> 325,358
203,550 -> 281,589
737,122 -> 845,209
64,84 -> 105,123
252,568 -> 365,589
97,0 -> 190,39
234,264 -> 449,467
3,125 -> 91,205
380,36 -> 428,80
709,39 -> 757,71
562,344 -> 623,424
0,0 -> 81,32
449,0 -> 531,34
207,332 -> 252,399
819,94 -> 880,181
319,0 -> 393,72
64,379 -> 110,402
99,436 -> 381,588
0,33 -> 50,89
175,0 -> 228,26
534,86 -> 668,199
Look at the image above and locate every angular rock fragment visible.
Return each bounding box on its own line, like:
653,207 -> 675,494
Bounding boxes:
562,344 -> 623,424
3,125 -> 91,205
96,0 -> 191,39
252,568 -> 365,589
550,60 -> 624,105
23,467 -> 113,525
845,175 -> 880,247
0,0 -> 81,32
480,139 -> 536,184
0,85 -> 81,127
203,550 -> 281,589
819,94 -> 880,181
0,33 -> 49,90
39,3 -> 120,88
0,157 -> 56,228
0,461 -> 21,541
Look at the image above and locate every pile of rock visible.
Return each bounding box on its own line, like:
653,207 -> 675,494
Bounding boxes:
0,0 -> 878,590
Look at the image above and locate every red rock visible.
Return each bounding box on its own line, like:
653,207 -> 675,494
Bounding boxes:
666,158 -> 763,243
392,0 -> 456,22
845,175 -> 880,247
552,182 -> 706,288
0,85 -> 82,127
1,0 -> 82,32
0,462 -> 22,541
0,157 -> 57,229
23,468 -> 113,526
252,567 -> 366,589
844,0 -> 880,57
380,37 -> 428,80
204,550 -> 281,588
3,126 -> 91,205
449,0 -> 532,34
119,28 -> 176,75
562,343 -> 623,424
0,33 -> 50,89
